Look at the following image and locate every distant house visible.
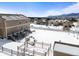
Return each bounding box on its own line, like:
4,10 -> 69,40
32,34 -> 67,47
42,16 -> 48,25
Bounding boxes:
75,19 -> 79,27
48,20 -> 54,26
53,20 -> 60,26
28,17 -> 34,23
35,18 -> 47,25
0,14 -> 30,38
63,21 -> 74,31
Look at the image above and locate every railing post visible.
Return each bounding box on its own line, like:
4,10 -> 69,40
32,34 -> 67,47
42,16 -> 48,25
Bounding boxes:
33,49 -> 35,56
77,33 -> 78,39
50,43 -> 51,49
17,46 -> 19,56
45,52 -> 47,56
2,46 -> 3,52
53,42 -> 55,55
27,42 -> 28,47
42,42 -> 43,48
23,47 -> 25,56
48,48 -> 50,56
11,49 -> 13,56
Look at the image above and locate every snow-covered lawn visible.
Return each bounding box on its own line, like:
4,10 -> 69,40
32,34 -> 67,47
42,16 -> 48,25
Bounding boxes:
30,28 -> 79,45
30,24 -> 79,45
0,39 -> 23,51
30,24 -> 63,31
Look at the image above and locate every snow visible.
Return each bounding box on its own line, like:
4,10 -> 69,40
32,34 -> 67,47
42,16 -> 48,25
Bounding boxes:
0,24 -> 79,56
30,24 -> 79,43
0,51 -> 9,56
0,39 -> 23,51
30,28 -> 79,46
30,24 -> 63,31
71,27 -> 78,31
30,24 -> 79,55
54,44 -> 79,56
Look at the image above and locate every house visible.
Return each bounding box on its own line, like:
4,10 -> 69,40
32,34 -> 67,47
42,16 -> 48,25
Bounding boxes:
63,21 -> 74,31
74,19 -> 79,27
0,14 -> 30,38
48,20 -> 54,26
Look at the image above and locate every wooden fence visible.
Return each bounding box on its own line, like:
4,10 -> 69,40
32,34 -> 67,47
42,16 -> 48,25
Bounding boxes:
0,46 -> 17,56
17,41 -> 51,56
0,45 -> 30,56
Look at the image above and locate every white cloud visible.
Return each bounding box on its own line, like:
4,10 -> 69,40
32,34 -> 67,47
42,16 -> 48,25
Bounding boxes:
46,2 -> 79,16
46,10 -> 62,16
26,2 -> 79,17
62,2 -> 79,14
0,2 -> 79,17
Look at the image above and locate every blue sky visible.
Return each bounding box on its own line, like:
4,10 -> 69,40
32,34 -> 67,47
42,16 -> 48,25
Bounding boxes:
0,2 -> 78,17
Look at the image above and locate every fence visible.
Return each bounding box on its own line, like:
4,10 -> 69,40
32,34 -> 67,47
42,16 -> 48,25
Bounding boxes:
0,45 -> 30,56
17,47 -> 46,56
31,25 -> 63,31
18,41 -> 51,56
0,46 -> 17,56
31,25 -> 79,34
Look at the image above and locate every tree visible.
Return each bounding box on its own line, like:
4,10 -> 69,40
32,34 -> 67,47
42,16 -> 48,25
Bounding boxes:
69,18 -> 78,22
46,18 -> 50,26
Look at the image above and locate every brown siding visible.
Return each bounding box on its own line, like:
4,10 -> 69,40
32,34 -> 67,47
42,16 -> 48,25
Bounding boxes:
6,19 -> 30,35
6,19 -> 27,27
0,19 -> 5,37
0,15 -> 30,38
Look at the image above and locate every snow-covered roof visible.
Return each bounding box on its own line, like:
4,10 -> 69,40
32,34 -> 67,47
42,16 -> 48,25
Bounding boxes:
0,14 -> 27,20
54,41 -> 79,56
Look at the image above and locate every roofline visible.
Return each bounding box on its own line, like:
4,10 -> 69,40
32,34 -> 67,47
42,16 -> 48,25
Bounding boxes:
54,41 -> 79,48
0,13 -> 23,16
28,17 -> 47,18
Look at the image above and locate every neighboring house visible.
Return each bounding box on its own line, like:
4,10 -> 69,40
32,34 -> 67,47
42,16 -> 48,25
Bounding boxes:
63,21 -> 74,31
75,19 -> 79,27
48,20 -> 54,26
41,19 -> 46,25
53,20 -> 59,26
0,14 -> 30,38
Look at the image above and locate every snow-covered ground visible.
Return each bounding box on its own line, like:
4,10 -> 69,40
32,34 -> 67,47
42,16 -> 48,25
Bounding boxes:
0,38 -> 23,51
0,24 -> 79,56
30,24 -> 63,31
0,51 -> 9,56
30,28 -> 79,46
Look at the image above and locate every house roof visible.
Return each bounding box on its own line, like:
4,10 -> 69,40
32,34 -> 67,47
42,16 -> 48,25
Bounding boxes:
54,41 -> 79,56
0,14 -> 28,20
